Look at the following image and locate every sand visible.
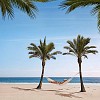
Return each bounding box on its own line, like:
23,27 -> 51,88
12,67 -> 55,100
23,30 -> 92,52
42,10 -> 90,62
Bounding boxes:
0,83 -> 100,100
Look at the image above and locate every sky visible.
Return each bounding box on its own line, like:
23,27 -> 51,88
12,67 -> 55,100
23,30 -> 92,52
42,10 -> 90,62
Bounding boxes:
0,0 -> 100,77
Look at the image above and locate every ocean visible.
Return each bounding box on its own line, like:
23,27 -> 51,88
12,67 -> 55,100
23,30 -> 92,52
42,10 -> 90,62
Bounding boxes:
0,77 -> 100,83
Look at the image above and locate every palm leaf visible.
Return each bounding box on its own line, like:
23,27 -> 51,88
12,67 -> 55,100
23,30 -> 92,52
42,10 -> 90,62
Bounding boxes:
27,47 -> 36,50
64,46 -> 76,52
86,50 -> 98,54
0,0 -> 53,19
60,0 -> 100,31
60,0 -> 100,12
84,46 -> 97,50
46,42 -> 55,54
43,36 -> 46,46
40,39 -> 43,47
0,0 -> 14,18
98,10 -> 100,30
64,45 -> 77,55
82,54 -> 88,59
51,51 -> 62,55
28,52 -> 34,54
50,56 -> 56,59
63,52 -> 76,56
67,40 -> 76,51
91,4 -> 100,15
29,55 -> 39,58
30,43 -> 42,55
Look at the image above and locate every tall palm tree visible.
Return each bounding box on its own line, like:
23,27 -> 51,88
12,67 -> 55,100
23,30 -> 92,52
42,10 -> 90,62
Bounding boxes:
63,35 -> 98,92
28,37 -> 61,89
0,0 -> 52,19
60,0 -> 100,31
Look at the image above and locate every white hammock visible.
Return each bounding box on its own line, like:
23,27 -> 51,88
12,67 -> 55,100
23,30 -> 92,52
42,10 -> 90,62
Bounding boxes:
46,73 -> 79,85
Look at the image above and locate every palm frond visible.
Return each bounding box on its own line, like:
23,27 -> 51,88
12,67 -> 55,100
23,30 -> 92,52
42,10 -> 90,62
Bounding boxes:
50,56 -> 56,59
67,40 -> 76,50
11,0 -> 37,18
60,0 -> 100,31
63,53 -> 68,55
73,38 -> 77,46
28,52 -> 34,54
46,42 -> 55,53
64,46 -> 76,52
51,51 -> 62,55
0,0 -> 54,19
27,47 -> 36,50
64,43 -> 77,55
29,43 -> 42,55
40,39 -> 43,47
82,54 -> 88,59
63,52 -> 76,56
98,9 -> 100,30
64,46 -> 72,50
60,0 -> 100,13
86,50 -> 98,54
83,38 -> 90,47
0,0 -> 14,19
43,36 -> 46,46
29,55 -> 39,58
84,46 -> 97,50
91,4 -> 100,15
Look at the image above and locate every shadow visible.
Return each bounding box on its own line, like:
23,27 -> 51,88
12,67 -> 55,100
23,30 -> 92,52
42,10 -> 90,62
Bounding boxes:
56,92 -> 82,98
12,87 -> 36,91
40,88 -> 67,92
12,87 -> 82,98
40,89 -> 58,92
41,89 -> 82,98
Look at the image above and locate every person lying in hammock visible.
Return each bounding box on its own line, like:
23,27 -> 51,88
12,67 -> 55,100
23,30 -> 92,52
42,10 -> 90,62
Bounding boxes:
48,79 -> 67,85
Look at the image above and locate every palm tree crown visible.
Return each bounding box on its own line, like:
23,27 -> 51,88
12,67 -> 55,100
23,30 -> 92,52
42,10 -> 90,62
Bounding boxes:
60,0 -> 100,31
28,37 -> 61,60
0,0 -> 52,19
63,35 -> 98,59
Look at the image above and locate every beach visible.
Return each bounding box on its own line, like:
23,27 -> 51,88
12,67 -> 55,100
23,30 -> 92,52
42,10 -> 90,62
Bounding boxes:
0,83 -> 100,100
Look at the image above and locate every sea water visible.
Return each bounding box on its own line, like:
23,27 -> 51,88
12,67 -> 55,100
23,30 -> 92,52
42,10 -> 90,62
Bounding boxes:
0,77 -> 100,83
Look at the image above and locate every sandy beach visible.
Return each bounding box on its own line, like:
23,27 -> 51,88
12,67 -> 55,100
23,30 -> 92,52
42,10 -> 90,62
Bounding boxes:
0,83 -> 100,100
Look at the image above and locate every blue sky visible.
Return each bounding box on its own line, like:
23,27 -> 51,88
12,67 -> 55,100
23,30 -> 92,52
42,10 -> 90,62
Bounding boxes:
0,0 -> 100,77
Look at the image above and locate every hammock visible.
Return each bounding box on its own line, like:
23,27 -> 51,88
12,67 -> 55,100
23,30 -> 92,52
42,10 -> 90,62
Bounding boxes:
46,73 -> 79,85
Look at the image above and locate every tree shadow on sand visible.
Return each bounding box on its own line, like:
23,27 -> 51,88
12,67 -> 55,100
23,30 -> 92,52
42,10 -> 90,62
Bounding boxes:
12,87 -> 36,91
56,91 -> 82,98
12,87 -> 82,98
39,89 -> 82,98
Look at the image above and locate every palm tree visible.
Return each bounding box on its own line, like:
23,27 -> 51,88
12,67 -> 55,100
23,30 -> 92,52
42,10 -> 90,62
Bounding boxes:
60,0 -> 100,31
0,0 -> 52,19
28,37 -> 61,89
63,35 -> 98,92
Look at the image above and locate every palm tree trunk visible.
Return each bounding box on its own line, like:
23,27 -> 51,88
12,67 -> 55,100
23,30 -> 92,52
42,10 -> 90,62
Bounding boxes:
36,60 -> 45,89
78,58 -> 86,92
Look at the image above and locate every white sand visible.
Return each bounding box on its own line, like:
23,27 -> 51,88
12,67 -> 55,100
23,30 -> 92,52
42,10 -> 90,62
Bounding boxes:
0,83 -> 100,100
